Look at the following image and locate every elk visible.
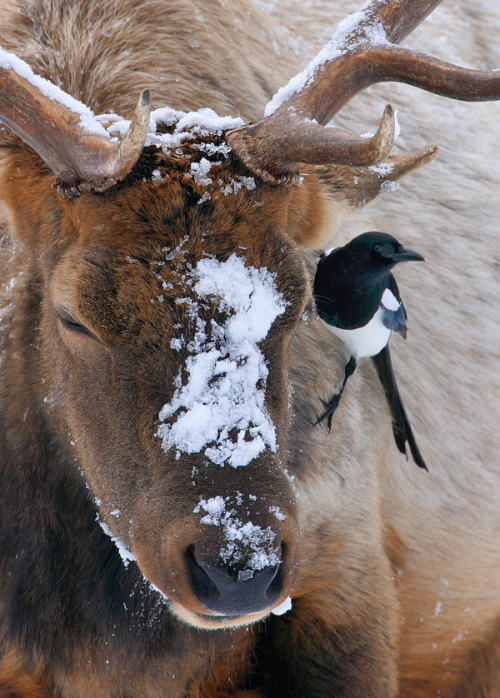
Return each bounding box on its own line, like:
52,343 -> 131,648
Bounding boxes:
0,0 -> 499,696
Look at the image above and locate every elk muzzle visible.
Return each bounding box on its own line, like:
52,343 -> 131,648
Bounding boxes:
130,466 -> 299,629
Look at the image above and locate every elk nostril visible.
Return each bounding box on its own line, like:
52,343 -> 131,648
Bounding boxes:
266,544 -> 284,600
186,544 -> 283,616
185,545 -> 220,605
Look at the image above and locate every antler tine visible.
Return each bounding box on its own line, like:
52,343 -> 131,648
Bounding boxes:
284,0 -> 444,125
228,0 -> 500,182
349,46 -> 500,103
54,89 -> 151,197
89,90 -> 151,183
230,105 -> 396,184
0,56 -> 150,198
369,0 -> 441,46
313,144 -> 438,214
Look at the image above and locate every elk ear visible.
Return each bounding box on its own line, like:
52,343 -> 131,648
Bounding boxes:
0,136 -> 70,249
320,145 -> 438,210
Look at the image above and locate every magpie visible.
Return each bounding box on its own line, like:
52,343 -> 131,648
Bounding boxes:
313,231 -> 427,470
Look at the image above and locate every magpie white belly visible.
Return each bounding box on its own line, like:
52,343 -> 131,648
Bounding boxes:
325,308 -> 391,360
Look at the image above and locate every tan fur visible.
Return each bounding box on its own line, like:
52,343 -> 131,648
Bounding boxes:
0,0 -> 295,119
285,3 -> 500,695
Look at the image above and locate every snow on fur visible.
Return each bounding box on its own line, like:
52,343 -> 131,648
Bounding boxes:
99,520 -> 136,568
98,518 -> 171,604
157,254 -> 286,468
271,596 -> 292,615
106,106 -> 244,153
194,497 -> 281,572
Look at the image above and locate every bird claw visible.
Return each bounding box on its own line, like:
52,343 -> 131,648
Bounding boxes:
315,396 -> 341,431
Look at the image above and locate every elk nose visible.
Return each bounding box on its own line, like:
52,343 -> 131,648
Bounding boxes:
186,545 -> 283,616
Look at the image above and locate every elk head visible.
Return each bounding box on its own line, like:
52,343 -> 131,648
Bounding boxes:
0,0 -> 499,630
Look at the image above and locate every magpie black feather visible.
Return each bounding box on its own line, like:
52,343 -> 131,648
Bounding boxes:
371,346 -> 427,470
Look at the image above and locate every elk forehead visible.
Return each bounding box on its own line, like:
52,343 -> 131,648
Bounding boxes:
157,254 -> 286,468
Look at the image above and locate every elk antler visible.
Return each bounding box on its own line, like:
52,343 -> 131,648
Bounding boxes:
0,51 -> 150,198
228,0 -> 500,183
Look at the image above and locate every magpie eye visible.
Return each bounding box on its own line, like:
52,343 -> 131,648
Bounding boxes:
373,243 -> 394,259
59,313 -> 93,338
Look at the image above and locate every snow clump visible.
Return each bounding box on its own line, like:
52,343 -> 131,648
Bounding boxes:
157,254 -> 286,468
194,496 -> 281,573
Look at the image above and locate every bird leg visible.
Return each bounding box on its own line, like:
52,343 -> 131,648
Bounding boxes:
315,356 -> 357,431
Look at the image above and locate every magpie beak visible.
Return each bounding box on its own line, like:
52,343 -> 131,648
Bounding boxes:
384,248 -> 425,263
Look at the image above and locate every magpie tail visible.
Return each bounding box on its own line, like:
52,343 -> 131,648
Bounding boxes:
371,346 -> 428,471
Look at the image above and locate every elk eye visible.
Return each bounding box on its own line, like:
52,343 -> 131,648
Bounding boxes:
58,312 -> 93,337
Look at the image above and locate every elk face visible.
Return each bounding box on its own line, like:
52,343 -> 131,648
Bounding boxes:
6,143 -> 314,628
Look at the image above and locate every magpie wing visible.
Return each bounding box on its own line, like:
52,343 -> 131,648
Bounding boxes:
371,345 -> 428,470
380,274 -> 407,339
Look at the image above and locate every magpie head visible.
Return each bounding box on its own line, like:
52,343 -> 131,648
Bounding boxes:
314,232 -> 424,296
357,232 -> 425,269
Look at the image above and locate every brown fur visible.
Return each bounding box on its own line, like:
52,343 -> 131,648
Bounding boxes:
0,649 -> 54,698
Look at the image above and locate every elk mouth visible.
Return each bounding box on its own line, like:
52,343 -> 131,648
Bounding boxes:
168,598 -> 284,629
